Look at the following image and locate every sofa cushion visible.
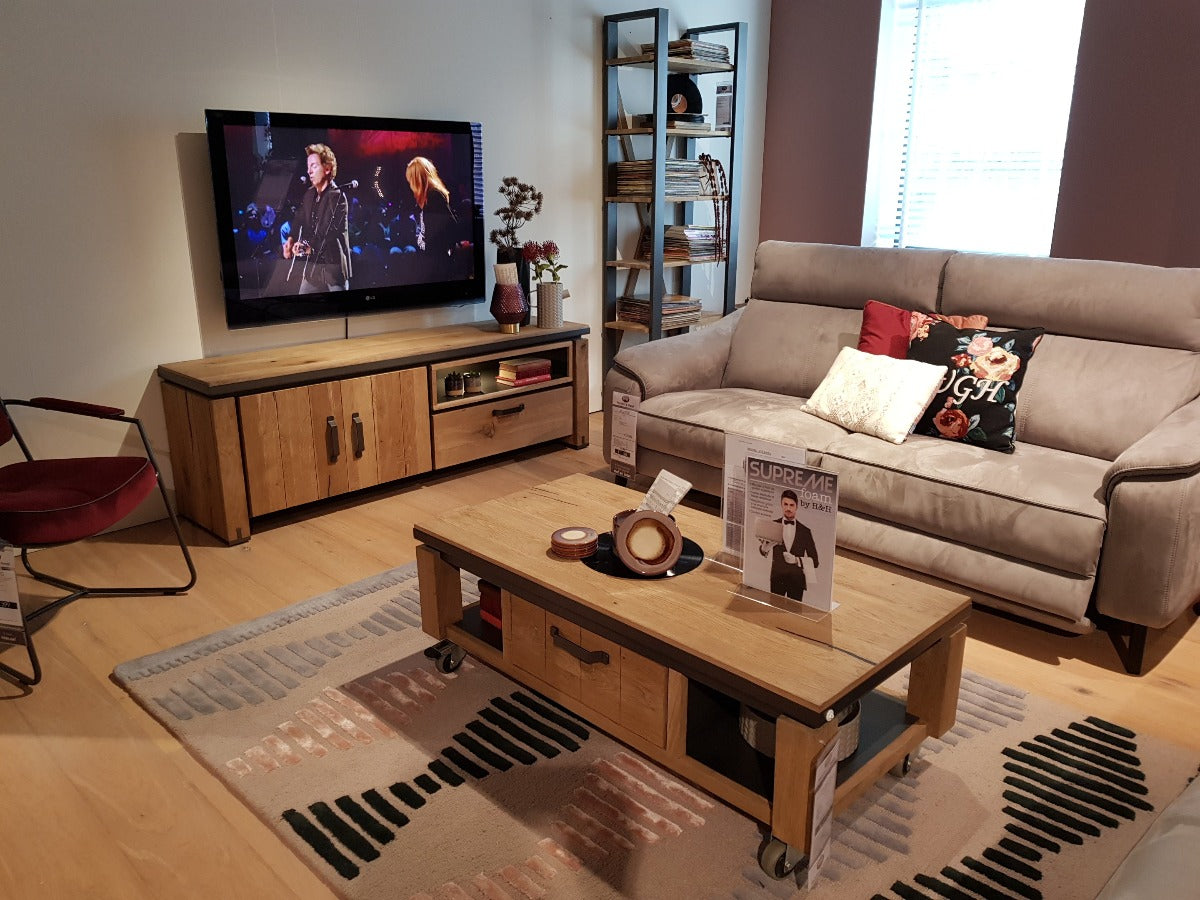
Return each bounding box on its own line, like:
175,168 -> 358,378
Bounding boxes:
940,250 -> 1200,351
1012,334 -> 1200,460
723,300 -> 863,398
908,321 -> 1044,453
750,240 -> 952,312
817,432 -> 1108,577
857,300 -> 912,357
637,388 -> 850,470
802,347 -> 946,444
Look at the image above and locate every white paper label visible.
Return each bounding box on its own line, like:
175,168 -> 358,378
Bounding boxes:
806,731 -> 840,889
637,469 -> 692,515
0,545 -> 27,647
609,391 -> 640,477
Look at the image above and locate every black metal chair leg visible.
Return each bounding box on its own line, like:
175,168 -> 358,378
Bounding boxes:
0,632 -> 41,686
21,469 -> 197,622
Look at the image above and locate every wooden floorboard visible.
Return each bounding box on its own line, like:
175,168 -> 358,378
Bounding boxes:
1,412 -> 1197,898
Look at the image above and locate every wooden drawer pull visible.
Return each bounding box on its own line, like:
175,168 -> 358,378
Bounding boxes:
492,403 -> 526,418
325,416 -> 340,462
351,412 -> 365,458
550,626 -> 610,665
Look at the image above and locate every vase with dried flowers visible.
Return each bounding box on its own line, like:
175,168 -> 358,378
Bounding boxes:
489,177 -> 542,316
523,240 -> 569,328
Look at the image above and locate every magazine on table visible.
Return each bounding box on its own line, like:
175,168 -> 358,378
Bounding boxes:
720,434 -> 808,567
739,455 -> 839,612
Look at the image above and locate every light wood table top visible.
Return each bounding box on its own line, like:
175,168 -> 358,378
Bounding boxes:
413,473 -> 970,725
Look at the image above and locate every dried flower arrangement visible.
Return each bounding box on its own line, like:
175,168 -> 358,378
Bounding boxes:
489,177 -> 544,250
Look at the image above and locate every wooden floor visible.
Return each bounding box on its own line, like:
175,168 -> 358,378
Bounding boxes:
2,413 -> 1197,899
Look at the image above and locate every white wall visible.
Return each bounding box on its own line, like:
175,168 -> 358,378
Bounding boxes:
0,0 -> 770,510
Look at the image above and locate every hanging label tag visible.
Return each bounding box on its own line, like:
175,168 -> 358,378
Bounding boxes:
609,390 -> 640,477
0,544 -> 28,648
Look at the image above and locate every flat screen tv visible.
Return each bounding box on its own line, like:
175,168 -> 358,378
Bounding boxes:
204,108 -> 485,328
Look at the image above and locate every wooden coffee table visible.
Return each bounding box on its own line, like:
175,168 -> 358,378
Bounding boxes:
415,473 -> 969,877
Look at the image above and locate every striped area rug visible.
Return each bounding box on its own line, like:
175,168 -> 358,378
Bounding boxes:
113,565 -> 1197,899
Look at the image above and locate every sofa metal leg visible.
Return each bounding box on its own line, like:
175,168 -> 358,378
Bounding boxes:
1107,622 -> 1148,675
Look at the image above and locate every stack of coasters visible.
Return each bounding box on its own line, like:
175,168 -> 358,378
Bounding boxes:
550,527 -> 599,559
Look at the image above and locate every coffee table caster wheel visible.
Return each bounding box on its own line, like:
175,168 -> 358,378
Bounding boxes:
434,642 -> 466,673
758,837 -> 806,880
891,753 -> 912,777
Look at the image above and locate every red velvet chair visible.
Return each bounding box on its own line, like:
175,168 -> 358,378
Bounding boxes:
0,396 -> 197,686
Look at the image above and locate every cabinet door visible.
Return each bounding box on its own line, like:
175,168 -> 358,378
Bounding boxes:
372,368 -> 433,482
240,385 -> 320,516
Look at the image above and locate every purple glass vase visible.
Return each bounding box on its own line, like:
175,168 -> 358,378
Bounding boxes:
490,282 -> 528,334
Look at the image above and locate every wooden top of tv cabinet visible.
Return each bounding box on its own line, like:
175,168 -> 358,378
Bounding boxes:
157,321 -> 589,398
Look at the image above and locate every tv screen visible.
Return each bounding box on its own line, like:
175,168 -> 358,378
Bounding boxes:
204,109 -> 485,328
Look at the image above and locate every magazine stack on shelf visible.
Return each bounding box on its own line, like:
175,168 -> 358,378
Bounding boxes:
638,39 -> 730,64
615,159 -> 707,197
636,225 -> 724,262
496,357 -> 552,387
617,295 -> 703,329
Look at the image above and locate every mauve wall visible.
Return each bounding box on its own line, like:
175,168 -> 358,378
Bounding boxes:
1052,0 -> 1200,266
760,0 -> 1200,267
759,1 -> 880,246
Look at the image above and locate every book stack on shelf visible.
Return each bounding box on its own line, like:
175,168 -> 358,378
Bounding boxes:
631,113 -> 720,134
639,39 -> 730,64
636,225 -> 725,262
615,159 -> 707,197
496,357 -> 552,387
617,295 -> 703,329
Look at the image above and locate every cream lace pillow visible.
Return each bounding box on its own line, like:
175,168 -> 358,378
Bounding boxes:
802,347 -> 946,444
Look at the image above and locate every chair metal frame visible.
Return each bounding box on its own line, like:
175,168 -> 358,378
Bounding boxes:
0,397 -> 197,686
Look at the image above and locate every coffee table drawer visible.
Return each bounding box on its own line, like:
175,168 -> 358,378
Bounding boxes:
432,387 -> 573,468
507,594 -> 668,748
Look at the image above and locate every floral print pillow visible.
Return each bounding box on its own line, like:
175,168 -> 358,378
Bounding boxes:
906,321 -> 1044,452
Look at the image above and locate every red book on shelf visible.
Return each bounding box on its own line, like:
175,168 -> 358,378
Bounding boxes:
496,372 -> 553,386
479,579 -> 502,629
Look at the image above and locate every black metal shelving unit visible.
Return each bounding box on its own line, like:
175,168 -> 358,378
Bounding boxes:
602,8 -> 747,372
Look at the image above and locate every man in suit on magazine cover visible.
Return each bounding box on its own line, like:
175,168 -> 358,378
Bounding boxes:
758,489 -> 820,601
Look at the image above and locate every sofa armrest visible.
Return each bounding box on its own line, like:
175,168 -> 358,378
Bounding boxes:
1103,396 -> 1200,501
610,308 -> 742,401
1095,396 -> 1200,628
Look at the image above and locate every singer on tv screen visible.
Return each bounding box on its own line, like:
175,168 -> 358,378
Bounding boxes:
206,110 -> 484,327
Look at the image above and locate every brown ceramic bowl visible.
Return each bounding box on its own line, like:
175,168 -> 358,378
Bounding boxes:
612,509 -> 683,576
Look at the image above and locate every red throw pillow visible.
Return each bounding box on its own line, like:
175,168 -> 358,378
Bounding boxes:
857,300 -> 912,358
859,300 -> 990,359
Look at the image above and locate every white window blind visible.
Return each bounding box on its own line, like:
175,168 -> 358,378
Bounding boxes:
863,0 -> 1085,255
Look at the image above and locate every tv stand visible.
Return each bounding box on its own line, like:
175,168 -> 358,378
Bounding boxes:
157,322 -> 589,544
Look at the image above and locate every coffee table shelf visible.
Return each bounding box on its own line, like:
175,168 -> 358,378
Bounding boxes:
686,680 -> 920,801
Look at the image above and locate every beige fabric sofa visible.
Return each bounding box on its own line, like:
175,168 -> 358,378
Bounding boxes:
602,241 -> 1200,673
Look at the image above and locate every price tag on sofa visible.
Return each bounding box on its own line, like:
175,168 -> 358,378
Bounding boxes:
610,391 -> 640,477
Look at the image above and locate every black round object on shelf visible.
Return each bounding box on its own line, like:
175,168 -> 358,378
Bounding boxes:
667,73 -> 703,115
581,532 -> 704,579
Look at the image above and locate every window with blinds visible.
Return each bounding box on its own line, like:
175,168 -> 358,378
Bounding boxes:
862,0 -> 1085,255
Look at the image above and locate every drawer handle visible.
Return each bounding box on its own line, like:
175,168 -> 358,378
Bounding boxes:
351,412 -> 365,458
492,403 -> 526,419
550,625 -> 610,665
325,416 -> 340,462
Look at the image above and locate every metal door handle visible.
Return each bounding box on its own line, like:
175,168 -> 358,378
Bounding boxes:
325,416 -> 340,462
550,626 -> 610,665
351,412 -> 365,458
492,403 -> 526,418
